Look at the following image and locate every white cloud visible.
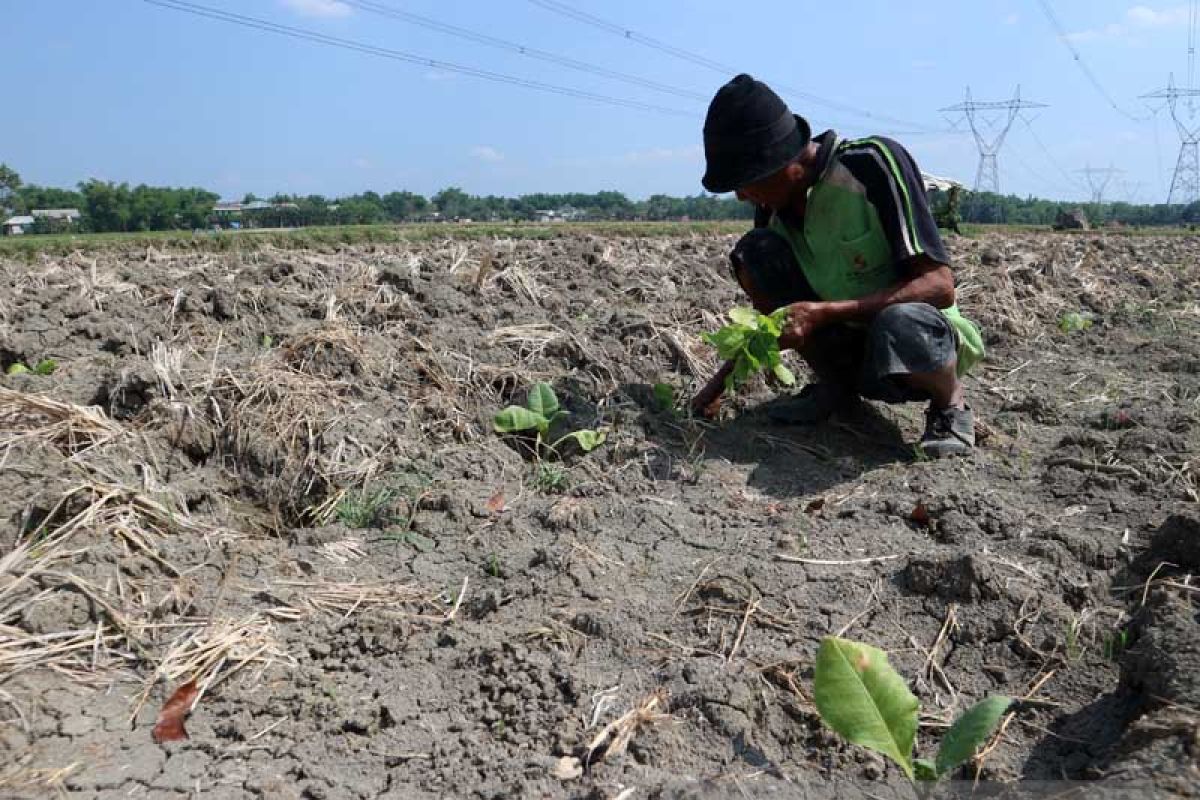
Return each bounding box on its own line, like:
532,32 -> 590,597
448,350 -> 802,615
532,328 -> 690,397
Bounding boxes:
617,145 -> 703,164
424,70 -> 456,82
1004,12 -> 1020,25
279,0 -> 352,18
353,157 -> 371,169
1066,4 -> 1188,42
470,145 -> 504,163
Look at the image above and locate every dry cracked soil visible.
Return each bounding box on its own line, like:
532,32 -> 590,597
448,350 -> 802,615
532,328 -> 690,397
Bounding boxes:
0,229 -> 1198,799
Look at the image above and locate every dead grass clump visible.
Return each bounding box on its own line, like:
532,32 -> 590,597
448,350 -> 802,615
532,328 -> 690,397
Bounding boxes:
0,387 -> 124,455
265,579 -> 441,621
585,689 -> 671,766
281,324 -> 370,381
0,759 -> 79,799
205,363 -> 373,525
136,613 -> 293,716
0,540 -> 128,682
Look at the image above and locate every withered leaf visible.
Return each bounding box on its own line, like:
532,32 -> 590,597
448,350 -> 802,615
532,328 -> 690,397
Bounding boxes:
152,680 -> 199,743
910,501 -> 931,527
485,490 -> 506,515
805,497 -> 826,514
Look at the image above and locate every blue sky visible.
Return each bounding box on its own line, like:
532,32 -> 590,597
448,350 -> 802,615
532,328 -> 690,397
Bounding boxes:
5,0 -> 1200,202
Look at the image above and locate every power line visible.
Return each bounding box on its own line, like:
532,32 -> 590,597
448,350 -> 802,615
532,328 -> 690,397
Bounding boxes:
340,0 -> 708,102
1034,0 -> 1151,122
525,0 -> 939,132
141,0 -> 695,118
1018,115 -> 1088,191
1189,0 -> 1198,115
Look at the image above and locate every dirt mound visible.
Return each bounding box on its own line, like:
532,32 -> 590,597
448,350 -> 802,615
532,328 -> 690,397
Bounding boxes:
1,231 -> 1198,797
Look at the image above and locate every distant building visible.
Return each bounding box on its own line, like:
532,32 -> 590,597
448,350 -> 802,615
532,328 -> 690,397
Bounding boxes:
534,207 -> 585,223
3,215 -> 35,235
32,208 -> 82,223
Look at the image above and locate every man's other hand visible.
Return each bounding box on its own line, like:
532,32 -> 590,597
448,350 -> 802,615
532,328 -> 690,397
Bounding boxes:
779,302 -> 829,351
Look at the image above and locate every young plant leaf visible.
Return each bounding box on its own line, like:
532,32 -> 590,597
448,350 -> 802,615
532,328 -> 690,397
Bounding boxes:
560,429 -> 606,452
772,363 -> 796,386
527,382 -> 560,420
33,359 -> 58,376
728,307 -> 760,328
913,758 -> 939,782
652,382 -> 675,412
494,406 -> 547,434
934,695 -> 1012,777
6,363 -> 29,376
813,637 -> 920,780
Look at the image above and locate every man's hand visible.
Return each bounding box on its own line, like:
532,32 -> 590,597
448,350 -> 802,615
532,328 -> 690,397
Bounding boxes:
778,301 -> 830,351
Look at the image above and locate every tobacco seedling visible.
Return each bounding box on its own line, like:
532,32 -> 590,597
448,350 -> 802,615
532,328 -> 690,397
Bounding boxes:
1057,311 -> 1093,334
813,636 -> 1011,787
703,307 -> 795,392
652,382 -> 676,414
493,382 -> 605,457
6,359 -> 58,376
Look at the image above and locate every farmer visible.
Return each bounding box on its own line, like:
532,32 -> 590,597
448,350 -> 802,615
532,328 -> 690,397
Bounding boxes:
691,74 -> 984,458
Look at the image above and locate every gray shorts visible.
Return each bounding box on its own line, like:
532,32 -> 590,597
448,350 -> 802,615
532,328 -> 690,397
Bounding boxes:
804,302 -> 957,403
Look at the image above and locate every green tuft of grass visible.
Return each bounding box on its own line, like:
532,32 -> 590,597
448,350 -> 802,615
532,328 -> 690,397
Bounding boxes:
335,485 -> 399,529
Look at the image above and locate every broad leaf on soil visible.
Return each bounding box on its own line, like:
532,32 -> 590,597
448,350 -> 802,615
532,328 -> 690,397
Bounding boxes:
561,430 -> 606,452
813,637 -> 920,780
493,406 -> 547,434
935,695 -> 1012,777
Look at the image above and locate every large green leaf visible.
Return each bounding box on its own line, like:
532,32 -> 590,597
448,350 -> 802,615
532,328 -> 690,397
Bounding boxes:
560,429 -> 606,452
728,307 -> 760,328
493,406 -> 547,434
703,327 -> 747,360
527,383 -> 560,420
935,696 -> 1012,777
813,637 -> 920,780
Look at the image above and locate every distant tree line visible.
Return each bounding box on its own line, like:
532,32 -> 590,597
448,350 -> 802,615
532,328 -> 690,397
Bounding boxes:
941,188 -> 1200,227
4,162 -> 1200,234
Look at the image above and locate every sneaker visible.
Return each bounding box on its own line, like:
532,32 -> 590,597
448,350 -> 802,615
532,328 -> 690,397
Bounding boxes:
919,405 -> 975,458
767,383 -> 853,425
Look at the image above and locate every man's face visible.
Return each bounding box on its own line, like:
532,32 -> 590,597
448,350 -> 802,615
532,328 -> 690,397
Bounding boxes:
734,162 -> 803,211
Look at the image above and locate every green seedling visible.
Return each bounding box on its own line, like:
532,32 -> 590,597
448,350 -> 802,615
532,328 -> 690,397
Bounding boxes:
493,382 -> 605,456
335,485 -> 399,529
1103,629 -> 1129,661
813,636 -> 1011,787
703,307 -> 795,392
652,382 -> 676,413
1057,311 -> 1093,334
6,359 -> 57,376
533,462 -> 568,494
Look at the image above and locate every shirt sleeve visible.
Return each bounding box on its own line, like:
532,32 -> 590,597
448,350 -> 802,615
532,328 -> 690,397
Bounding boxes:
837,137 -> 950,267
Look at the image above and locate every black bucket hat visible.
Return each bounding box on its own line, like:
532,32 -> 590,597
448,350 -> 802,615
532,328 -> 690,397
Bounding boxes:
702,74 -> 811,194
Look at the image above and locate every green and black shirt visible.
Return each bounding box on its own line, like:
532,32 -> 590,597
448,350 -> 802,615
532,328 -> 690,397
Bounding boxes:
757,131 -> 984,374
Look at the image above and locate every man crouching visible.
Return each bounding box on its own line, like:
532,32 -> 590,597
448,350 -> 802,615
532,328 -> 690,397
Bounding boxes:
690,74 -> 984,458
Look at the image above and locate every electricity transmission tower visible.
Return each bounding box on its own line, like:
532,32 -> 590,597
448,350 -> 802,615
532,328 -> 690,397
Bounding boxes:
940,86 -> 1047,194
1141,75 -> 1200,204
1076,165 -> 1123,204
